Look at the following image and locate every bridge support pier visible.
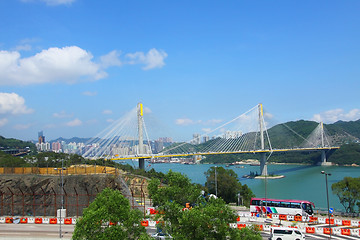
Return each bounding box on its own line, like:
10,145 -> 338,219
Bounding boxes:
139,158 -> 145,170
320,150 -> 332,166
260,153 -> 268,176
139,158 -> 150,170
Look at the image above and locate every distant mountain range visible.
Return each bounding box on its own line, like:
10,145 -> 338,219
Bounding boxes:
30,119 -> 360,147
2,119 -> 359,164
49,137 -> 93,144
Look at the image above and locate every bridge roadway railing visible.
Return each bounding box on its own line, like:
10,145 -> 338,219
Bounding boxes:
110,146 -> 340,160
1,212 -> 360,237
142,209 -> 360,237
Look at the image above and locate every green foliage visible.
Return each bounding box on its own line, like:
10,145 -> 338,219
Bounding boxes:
235,225 -> 262,240
148,170 -> 202,207
0,151 -> 28,167
0,135 -> 36,152
332,177 -> 360,213
148,170 -> 261,239
155,198 -> 262,240
328,119 -> 360,140
72,188 -> 150,240
328,143 -> 360,165
173,198 -> 237,240
204,167 -> 254,205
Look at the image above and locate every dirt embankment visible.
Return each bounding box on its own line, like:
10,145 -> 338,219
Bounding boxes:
0,174 -> 127,217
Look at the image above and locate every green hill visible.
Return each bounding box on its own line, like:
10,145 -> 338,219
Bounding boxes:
0,136 -> 37,153
201,119 -> 360,165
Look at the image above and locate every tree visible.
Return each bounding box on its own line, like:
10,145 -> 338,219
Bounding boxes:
332,177 -> 360,213
236,225 -> 262,240
72,188 -> 150,240
148,170 -> 202,207
173,198 -> 235,240
159,198 -> 262,240
148,170 -> 262,239
204,167 -> 255,205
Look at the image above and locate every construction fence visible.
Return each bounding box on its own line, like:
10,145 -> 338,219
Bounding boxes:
0,166 -> 150,218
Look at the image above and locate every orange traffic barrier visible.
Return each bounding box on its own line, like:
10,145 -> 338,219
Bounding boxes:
141,220 -> 149,227
341,228 -> 351,236
5,217 -> 13,223
342,220 -> 351,226
149,208 -> 158,214
64,218 -> 72,225
20,218 -> 28,224
35,218 -> 43,224
306,227 -> 315,233
309,216 -> 318,223
255,225 -> 263,231
49,218 -> 57,224
323,228 -> 332,235
237,224 -> 246,229
294,215 -> 302,222
279,215 -> 287,220
326,218 -> 334,224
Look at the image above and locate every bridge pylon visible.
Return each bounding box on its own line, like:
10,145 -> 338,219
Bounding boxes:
138,102 -> 145,169
259,104 -> 268,176
319,122 -> 331,166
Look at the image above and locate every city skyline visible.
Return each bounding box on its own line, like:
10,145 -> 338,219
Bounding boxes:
0,0 -> 360,142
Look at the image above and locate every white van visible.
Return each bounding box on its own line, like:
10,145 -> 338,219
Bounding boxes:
269,227 -> 305,240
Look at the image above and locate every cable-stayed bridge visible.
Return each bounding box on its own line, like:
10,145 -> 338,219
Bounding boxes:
82,103 -> 339,176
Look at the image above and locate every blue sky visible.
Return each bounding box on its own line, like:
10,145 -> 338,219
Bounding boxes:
0,0 -> 359,142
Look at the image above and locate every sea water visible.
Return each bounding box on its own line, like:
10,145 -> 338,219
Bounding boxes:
118,160 -> 360,212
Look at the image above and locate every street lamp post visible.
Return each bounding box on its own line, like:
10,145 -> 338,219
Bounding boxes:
321,170 -> 332,239
55,159 -> 66,239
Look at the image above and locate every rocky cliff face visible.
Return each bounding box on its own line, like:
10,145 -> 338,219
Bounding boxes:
0,174 -> 127,217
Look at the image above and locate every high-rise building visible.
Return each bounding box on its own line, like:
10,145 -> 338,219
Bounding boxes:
52,142 -> 62,152
223,130 -> 242,139
38,131 -> 45,144
192,133 -> 201,145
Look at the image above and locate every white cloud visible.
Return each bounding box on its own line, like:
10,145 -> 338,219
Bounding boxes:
0,46 -> 106,86
44,123 -> 56,129
22,0 -> 76,6
100,50 -> 122,68
175,118 -> 196,126
126,48 -> 168,70
86,119 -> 98,125
53,110 -> 72,118
0,92 -> 33,115
204,119 -> 223,125
144,107 -> 152,114
102,109 -> 113,115
66,118 -> 82,127
13,123 -> 32,130
264,112 -> 273,119
202,128 -> 212,133
106,119 -> 114,123
0,118 -> 8,127
312,108 -> 360,123
0,47 -> 168,86
82,91 -> 97,96
14,44 -> 32,52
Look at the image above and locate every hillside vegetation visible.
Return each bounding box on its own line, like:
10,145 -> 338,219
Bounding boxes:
201,119 -> 360,165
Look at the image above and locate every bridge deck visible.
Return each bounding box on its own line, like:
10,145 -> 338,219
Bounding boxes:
108,147 -> 339,160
